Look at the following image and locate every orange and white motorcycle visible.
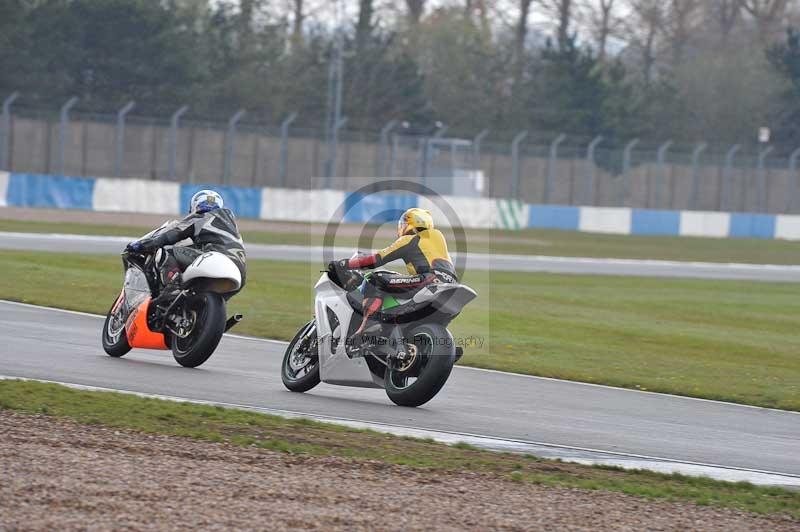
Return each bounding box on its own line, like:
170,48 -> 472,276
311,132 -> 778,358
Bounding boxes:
101,224 -> 243,368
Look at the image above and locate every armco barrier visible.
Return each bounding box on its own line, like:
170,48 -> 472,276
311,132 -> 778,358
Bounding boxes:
181,184 -> 262,219
729,213 -> 776,239
579,207 -> 631,235
679,211 -> 730,238
1,172 -> 800,240
528,205 -> 580,231
259,188 -> 344,223
496,199 -> 528,230
6,173 -> 95,210
631,210 -> 682,236
94,178 -> 180,215
419,195 -> 497,229
0,171 -> 8,207
776,215 -> 800,240
343,193 -> 417,224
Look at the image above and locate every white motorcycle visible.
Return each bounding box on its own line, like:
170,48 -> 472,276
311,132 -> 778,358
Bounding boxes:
281,256 -> 477,407
102,222 -> 243,368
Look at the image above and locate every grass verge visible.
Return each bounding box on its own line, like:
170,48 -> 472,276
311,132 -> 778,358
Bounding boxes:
1,218 -> 799,264
1,380 -> 798,519
1,249 -> 799,411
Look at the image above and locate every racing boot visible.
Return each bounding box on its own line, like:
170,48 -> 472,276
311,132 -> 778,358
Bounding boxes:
348,297 -> 382,348
153,268 -> 183,307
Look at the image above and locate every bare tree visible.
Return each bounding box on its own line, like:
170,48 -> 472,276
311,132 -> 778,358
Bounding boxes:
406,0 -> 425,26
557,0 -> 573,47
664,0 -> 701,67
707,0 -> 742,45
290,0 -> 304,51
463,0 -> 491,40
541,0 -> 574,48
581,0 -> 618,62
239,0 -> 256,51
514,0 -> 534,83
626,0 -> 664,85
356,0 -> 374,52
739,0 -> 790,43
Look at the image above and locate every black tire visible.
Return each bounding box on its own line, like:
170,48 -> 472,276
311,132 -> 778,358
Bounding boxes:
171,292 -> 226,368
102,294 -> 131,358
385,323 -> 456,407
281,320 -> 320,392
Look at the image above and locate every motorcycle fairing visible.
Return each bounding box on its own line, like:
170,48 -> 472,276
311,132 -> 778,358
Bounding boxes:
314,273 -> 383,388
344,283 -> 476,321
182,251 -> 241,293
125,297 -> 168,350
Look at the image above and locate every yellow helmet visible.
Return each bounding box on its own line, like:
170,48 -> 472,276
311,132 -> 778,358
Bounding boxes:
398,208 -> 434,237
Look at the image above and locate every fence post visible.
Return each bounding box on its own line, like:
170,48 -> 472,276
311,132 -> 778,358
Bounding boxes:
114,101 -> 135,178
0,92 -> 19,170
222,109 -> 246,185
621,138 -> 639,207
377,120 -> 398,177
788,147 -> 800,213
585,136 -> 603,206
168,105 -> 188,181
722,144 -> 741,211
325,116 -> 348,188
545,134 -> 566,204
56,97 -> 79,176
421,123 -> 447,186
390,133 -> 399,178
511,130 -> 529,199
688,142 -> 708,211
473,129 -> 489,171
653,140 -> 673,209
278,112 -> 297,187
756,145 -> 773,213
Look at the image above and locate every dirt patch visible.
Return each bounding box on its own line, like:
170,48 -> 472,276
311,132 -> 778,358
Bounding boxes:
0,411 -> 794,531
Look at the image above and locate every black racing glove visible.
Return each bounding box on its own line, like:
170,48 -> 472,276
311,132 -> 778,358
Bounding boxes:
328,259 -> 350,271
126,241 -> 146,253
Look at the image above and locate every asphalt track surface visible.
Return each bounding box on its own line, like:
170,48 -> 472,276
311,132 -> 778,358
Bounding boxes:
2,231 -> 800,281
2,301 -> 799,487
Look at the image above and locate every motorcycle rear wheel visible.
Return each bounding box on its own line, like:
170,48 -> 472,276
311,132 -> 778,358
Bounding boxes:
171,292 -> 226,368
384,323 -> 456,407
281,320 -> 320,392
102,293 -> 131,358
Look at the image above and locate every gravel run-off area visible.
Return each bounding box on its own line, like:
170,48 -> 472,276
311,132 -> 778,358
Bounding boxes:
1,411 -> 797,531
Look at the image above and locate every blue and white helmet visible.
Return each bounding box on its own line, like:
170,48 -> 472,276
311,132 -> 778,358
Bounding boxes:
190,189 -> 224,214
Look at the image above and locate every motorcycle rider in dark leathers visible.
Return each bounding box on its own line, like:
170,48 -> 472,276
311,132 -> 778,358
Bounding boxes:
126,189 -> 247,300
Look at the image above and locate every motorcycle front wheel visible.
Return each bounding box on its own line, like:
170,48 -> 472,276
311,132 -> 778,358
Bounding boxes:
171,292 -> 226,368
385,323 -> 456,407
102,291 -> 131,358
281,320 -> 320,392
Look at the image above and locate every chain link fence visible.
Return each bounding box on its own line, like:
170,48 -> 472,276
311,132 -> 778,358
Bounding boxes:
2,102 -> 800,214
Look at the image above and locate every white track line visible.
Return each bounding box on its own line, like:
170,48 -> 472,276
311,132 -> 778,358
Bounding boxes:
3,299 -> 798,416
1,375 -> 798,487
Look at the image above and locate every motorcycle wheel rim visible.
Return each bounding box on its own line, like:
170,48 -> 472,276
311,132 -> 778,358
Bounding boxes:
285,326 -> 318,380
388,332 -> 432,390
173,301 -> 206,355
106,307 -> 126,341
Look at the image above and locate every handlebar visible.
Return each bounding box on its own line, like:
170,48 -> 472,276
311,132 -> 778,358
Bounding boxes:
121,249 -> 155,270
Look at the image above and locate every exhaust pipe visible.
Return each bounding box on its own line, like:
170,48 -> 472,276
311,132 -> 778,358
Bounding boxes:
224,314 -> 243,332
